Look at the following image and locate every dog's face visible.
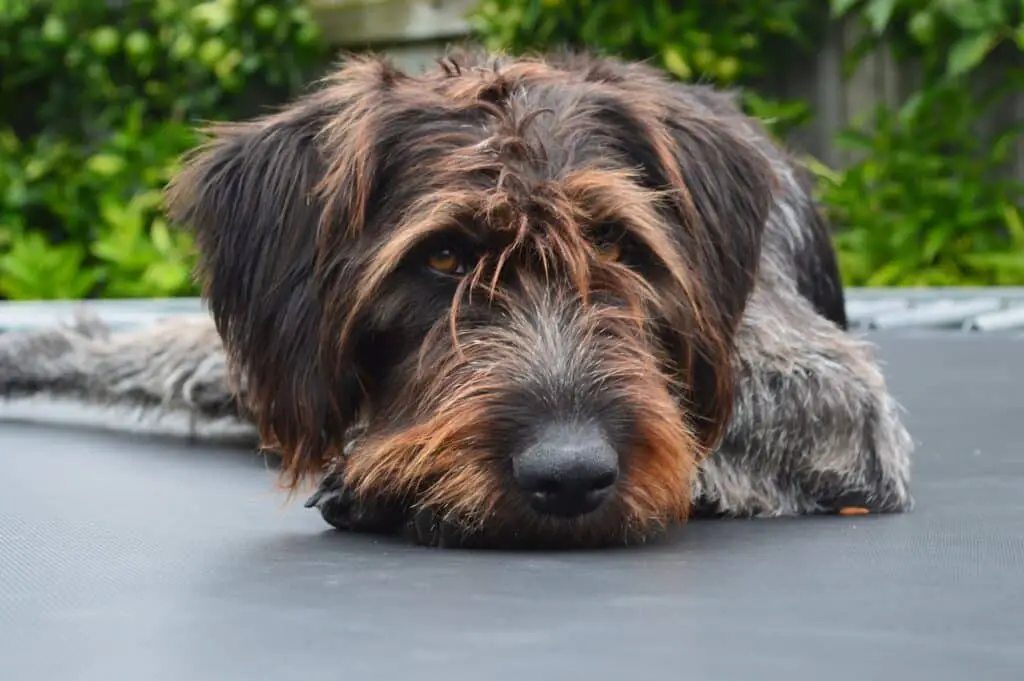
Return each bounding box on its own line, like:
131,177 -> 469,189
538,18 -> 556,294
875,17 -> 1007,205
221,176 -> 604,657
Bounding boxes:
165,51 -> 777,548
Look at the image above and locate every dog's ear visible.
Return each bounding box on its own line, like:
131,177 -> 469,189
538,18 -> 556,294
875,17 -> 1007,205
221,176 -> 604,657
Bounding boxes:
164,108 -> 362,489
653,86 -> 778,451
591,64 -> 780,451
657,85 -> 777,332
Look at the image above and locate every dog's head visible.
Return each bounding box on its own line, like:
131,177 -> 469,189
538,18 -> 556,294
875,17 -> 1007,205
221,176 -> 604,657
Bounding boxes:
165,50 -> 778,548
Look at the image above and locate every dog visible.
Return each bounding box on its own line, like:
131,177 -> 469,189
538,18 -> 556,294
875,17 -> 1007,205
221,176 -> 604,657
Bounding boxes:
0,49 -> 913,549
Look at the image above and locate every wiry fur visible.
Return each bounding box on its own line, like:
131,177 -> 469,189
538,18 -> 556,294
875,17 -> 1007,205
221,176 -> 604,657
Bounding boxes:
0,49 -> 913,549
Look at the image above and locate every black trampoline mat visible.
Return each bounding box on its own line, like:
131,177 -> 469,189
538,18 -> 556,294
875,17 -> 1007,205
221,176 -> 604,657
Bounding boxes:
2,332 -> 1022,681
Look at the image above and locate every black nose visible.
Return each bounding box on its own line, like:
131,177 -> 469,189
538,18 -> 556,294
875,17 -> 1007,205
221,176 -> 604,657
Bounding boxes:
513,422 -> 619,517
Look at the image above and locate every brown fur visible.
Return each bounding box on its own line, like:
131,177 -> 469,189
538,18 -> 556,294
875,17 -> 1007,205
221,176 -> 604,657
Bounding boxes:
162,49 -> 806,548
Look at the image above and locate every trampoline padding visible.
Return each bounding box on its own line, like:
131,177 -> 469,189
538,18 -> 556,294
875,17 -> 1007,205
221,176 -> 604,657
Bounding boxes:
1,332 -> 1022,681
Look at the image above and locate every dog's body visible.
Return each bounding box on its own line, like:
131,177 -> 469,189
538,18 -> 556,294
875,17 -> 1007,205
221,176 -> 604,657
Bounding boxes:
0,50 -> 913,548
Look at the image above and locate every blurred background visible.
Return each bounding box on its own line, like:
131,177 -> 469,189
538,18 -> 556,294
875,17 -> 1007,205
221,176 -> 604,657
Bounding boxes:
1,0 -> 1022,302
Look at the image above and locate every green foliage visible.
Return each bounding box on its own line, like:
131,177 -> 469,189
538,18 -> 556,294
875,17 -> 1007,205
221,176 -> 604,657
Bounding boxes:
470,0 -> 1024,286
0,0 -> 329,300
3,0 -> 1021,298
819,0 -> 1024,286
470,0 -> 822,135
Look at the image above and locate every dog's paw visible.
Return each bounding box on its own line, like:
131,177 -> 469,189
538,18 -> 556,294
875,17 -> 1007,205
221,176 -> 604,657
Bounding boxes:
403,508 -> 472,548
802,442 -> 914,517
304,469 -> 355,528
812,487 -> 900,516
789,375 -> 915,518
831,394 -> 914,515
305,465 -> 408,535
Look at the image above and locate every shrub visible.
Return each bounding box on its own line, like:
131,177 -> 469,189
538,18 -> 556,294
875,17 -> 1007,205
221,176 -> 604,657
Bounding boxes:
3,0 -> 1020,298
0,0 -> 330,300
819,0 -> 1024,286
470,0 -> 1024,286
470,0 -> 823,136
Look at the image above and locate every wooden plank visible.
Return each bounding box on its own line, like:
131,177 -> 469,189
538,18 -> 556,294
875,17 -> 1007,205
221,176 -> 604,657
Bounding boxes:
809,18 -> 846,168
309,0 -> 475,47
381,41 -> 460,73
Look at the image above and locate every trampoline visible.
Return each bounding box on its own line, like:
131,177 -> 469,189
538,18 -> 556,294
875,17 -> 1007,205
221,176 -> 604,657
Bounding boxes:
1,297 -> 1022,681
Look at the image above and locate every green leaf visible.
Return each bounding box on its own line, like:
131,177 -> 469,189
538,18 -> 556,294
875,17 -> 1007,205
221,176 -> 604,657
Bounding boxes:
41,15 -> 67,43
143,261 -> 190,294
150,219 -> 173,254
907,10 -> 936,45
124,31 -> 152,59
830,0 -> 863,18
0,233 -> 100,300
897,91 -> 925,125
991,124 -> 1024,163
946,31 -> 998,78
1003,203 -> 1024,247
254,6 -> 279,30
85,153 -> 127,177
190,1 -> 232,31
198,38 -> 227,67
89,26 -> 119,56
865,260 -> 906,287
922,223 -> 955,262
865,0 -> 897,34
661,45 -> 691,80
963,252 -> 1024,273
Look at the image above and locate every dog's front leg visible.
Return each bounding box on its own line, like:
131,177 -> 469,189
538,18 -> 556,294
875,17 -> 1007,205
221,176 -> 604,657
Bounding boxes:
303,433 -> 406,536
693,284 -> 914,518
306,447 -> 467,547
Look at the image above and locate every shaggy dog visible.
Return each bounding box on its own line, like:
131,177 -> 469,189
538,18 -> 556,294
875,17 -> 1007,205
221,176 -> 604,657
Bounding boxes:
0,50 -> 913,549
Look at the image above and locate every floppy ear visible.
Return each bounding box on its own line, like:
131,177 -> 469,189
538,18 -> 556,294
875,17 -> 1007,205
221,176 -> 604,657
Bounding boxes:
657,86 -> 779,451
582,58 -> 777,330
658,85 -> 777,332
586,61 -> 779,450
164,109 -> 363,488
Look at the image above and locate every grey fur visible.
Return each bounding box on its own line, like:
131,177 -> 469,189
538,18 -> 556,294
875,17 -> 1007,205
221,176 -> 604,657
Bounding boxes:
693,285 -> 914,517
687,86 -> 913,517
0,60 -> 914,537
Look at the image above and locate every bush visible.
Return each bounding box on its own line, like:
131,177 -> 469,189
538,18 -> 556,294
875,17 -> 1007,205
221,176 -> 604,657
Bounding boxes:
471,0 -> 822,135
0,0 -> 330,300
3,0 -> 1020,298
819,0 -> 1024,286
470,0 -> 1024,286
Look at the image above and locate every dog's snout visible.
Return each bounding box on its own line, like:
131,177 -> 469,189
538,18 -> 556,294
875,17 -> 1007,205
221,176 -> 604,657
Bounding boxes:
513,422 -> 619,517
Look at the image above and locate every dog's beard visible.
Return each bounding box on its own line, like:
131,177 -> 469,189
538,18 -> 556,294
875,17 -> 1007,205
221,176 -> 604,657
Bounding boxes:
307,441 -> 676,550
305,311 -> 702,550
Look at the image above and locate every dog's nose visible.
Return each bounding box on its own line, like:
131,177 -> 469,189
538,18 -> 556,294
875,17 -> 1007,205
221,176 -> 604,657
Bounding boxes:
513,423 -> 619,517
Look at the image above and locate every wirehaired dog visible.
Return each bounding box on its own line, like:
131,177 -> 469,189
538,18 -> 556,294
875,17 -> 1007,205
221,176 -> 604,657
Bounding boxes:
0,50 -> 913,549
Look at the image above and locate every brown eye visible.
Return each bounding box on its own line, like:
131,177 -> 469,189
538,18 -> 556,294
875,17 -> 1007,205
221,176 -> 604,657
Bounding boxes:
427,248 -> 465,276
590,222 -> 626,263
594,240 -> 622,262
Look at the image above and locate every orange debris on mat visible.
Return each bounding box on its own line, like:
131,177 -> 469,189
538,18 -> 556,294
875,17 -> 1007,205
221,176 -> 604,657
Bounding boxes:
838,507 -> 871,516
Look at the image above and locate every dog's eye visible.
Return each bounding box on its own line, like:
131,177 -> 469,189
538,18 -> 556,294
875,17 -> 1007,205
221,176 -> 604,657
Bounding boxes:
426,247 -> 467,276
594,240 -> 622,262
590,222 -> 627,263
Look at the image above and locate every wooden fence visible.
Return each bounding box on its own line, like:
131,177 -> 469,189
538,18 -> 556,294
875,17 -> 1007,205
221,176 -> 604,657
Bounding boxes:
308,0 -> 1024,181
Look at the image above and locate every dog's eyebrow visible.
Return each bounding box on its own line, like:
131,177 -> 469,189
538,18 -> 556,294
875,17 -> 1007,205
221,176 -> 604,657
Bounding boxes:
352,196 -> 483,291
561,168 -> 673,236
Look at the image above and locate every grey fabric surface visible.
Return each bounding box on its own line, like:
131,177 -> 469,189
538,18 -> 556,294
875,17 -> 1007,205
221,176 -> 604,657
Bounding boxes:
1,332 -> 1021,681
